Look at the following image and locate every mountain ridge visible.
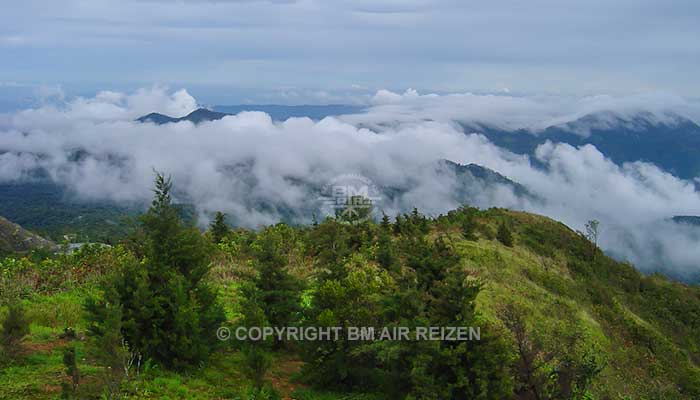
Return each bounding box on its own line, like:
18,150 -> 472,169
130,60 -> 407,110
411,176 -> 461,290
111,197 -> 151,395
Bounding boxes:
467,110 -> 700,179
0,214 -> 57,254
136,104 -> 364,125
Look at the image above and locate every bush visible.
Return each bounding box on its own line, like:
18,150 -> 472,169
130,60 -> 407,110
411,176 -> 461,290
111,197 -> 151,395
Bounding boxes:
86,173 -> 225,369
497,222 -> 514,247
61,346 -> 80,399
0,302 -> 30,360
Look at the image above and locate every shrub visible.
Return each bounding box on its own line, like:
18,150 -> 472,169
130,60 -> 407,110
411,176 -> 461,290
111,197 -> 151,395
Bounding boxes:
61,346 -> 80,399
497,222 -> 514,247
0,302 -> 30,360
86,173 -> 225,369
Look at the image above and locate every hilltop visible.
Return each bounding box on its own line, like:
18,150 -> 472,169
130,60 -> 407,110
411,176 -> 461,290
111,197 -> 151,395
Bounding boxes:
1,203 -> 699,399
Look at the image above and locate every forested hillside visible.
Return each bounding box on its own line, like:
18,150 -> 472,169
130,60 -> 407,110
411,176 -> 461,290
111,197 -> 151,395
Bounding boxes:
0,215 -> 57,256
1,176 -> 699,399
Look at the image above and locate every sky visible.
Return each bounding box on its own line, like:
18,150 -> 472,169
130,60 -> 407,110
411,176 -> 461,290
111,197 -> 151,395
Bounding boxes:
1,0 -> 700,107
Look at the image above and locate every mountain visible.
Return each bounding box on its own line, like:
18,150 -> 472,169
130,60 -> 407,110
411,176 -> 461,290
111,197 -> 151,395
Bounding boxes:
135,112 -> 179,124
3,206 -> 700,398
0,214 -> 57,254
0,182 -> 139,243
440,160 -> 533,199
468,111 -> 700,179
0,160 -> 530,240
136,108 -> 229,125
136,104 -> 364,125
672,215 -> 700,226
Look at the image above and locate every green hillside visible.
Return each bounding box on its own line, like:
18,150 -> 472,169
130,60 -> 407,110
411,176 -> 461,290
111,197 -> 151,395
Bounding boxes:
1,194 -> 699,399
0,215 -> 57,256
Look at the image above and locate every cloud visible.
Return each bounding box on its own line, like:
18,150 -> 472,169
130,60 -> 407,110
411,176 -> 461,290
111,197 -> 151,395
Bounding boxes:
1,88 -> 700,279
349,89 -> 700,133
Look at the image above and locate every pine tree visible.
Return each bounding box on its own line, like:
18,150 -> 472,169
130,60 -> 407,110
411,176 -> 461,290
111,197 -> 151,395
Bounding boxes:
497,222 -> 514,247
462,212 -> 478,241
85,288 -> 128,399
61,346 -> 80,399
1,302 -> 30,360
209,211 -> 230,244
393,215 -> 403,235
87,173 -> 225,369
252,225 -> 303,334
380,214 -> 392,232
238,286 -> 274,393
308,219 -> 351,281
377,214 -> 398,271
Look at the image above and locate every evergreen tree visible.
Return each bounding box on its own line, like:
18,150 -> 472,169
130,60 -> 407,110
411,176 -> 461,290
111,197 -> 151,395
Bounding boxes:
308,219 -> 351,281
380,214 -> 392,232
462,211 -> 478,241
408,269 -> 513,399
336,195 -> 373,224
209,211 -> 230,244
237,285 -> 274,394
61,346 -> 80,399
87,173 -> 225,369
85,287 -> 128,399
497,222 -> 514,247
377,215 -> 398,272
252,225 -> 303,334
393,215 -> 403,235
1,302 -> 30,360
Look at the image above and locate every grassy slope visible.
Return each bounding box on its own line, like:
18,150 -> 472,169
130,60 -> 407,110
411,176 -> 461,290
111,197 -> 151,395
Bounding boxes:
1,208 -> 699,399
462,209 -> 700,398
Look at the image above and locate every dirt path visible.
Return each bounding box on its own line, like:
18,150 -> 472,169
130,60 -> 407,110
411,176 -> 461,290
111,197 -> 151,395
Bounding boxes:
268,357 -> 306,399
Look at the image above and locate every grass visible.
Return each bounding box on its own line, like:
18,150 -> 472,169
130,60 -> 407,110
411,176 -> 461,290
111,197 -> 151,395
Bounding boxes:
2,208 -> 700,398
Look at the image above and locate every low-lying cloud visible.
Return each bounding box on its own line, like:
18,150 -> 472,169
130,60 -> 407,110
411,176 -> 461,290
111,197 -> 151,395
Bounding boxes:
1,87 -> 699,280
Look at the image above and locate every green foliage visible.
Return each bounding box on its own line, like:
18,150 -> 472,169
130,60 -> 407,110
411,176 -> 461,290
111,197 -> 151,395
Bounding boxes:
307,219 -> 353,281
497,222 -> 514,247
235,383 -> 282,400
0,182 -> 139,243
61,346 -> 80,399
86,173 -> 225,370
3,203 -> 700,399
376,215 -> 398,271
461,207 -> 478,241
375,269 -> 513,399
336,195 -> 374,225
1,302 -> 30,360
251,224 -> 304,332
210,211 -> 231,244
302,212 -> 513,399
236,284 -> 275,395
85,288 -> 130,398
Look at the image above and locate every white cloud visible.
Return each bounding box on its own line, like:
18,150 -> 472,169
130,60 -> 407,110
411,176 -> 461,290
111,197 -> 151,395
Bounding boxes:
1,87 -> 700,278
349,89 -> 700,133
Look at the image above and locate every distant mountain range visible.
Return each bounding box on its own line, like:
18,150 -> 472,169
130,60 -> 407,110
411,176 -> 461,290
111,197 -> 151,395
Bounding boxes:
136,104 -> 364,125
136,108 -> 230,124
465,111 -> 700,180
0,159 -> 529,238
672,215 -> 700,226
136,108 -> 700,181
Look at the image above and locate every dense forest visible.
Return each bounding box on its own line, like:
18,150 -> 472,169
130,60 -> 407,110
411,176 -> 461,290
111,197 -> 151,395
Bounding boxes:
1,174 -> 699,399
